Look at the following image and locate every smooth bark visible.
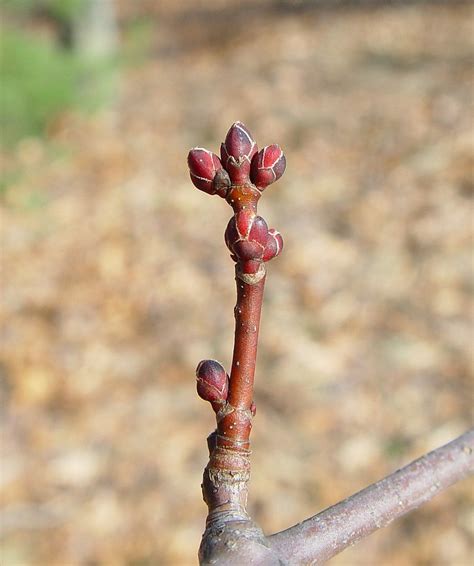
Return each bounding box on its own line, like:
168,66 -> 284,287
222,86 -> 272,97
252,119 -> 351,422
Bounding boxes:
268,429 -> 474,564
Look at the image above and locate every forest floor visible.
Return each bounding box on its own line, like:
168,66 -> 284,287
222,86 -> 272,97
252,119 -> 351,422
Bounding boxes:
1,1 -> 473,564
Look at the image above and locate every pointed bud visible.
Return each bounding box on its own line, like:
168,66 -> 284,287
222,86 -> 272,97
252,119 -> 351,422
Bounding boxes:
262,228 -> 283,262
196,360 -> 228,405
188,148 -> 223,195
250,145 -> 286,190
221,122 -> 258,184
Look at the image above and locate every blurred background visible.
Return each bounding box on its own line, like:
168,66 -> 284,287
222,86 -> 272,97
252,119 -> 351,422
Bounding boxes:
1,0 -> 473,564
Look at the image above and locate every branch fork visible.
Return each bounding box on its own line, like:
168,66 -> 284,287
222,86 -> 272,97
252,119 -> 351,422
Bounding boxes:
187,123 -> 474,565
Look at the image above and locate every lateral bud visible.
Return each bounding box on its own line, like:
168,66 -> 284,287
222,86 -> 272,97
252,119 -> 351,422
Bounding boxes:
250,144 -> 286,190
188,148 -> 225,196
225,212 -> 269,264
196,360 -> 229,410
262,228 -> 284,262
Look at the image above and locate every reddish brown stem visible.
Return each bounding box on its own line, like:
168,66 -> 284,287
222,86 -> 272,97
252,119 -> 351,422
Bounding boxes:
199,267 -> 275,564
191,123 -> 287,564
208,268 -> 266,463
228,272 -> 265,410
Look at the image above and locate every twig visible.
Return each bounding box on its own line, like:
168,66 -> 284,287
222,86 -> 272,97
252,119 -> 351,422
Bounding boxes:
188,122 -> 286,564
268,429 -> 474,564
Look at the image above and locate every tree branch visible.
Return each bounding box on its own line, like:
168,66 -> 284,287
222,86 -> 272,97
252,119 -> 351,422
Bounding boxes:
268,429 -> 474,564
188,123 -> 287,565
188,123 -> 473,566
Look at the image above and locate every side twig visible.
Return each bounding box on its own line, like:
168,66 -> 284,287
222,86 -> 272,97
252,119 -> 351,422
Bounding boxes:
268,429 -> 474,564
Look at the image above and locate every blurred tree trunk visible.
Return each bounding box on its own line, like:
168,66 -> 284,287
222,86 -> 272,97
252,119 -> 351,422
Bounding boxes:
273,0 -> 469,9
73,0 -> 118,59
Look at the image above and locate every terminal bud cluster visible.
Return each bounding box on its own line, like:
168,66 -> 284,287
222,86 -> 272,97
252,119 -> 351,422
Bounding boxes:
188,122 -> 286,275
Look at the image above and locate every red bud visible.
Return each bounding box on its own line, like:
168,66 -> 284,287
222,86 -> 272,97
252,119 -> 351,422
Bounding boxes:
248,216 -> 269,248
225,212 -> 269,262
232,240 -> 265,261
223,122 -> 257,160
196,360 -> 228,405
262,228 -> 283,262
250,144 -> 286,189
235,208 -> 254,239
188,148 -> 223,195
221,122 -> 258,184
